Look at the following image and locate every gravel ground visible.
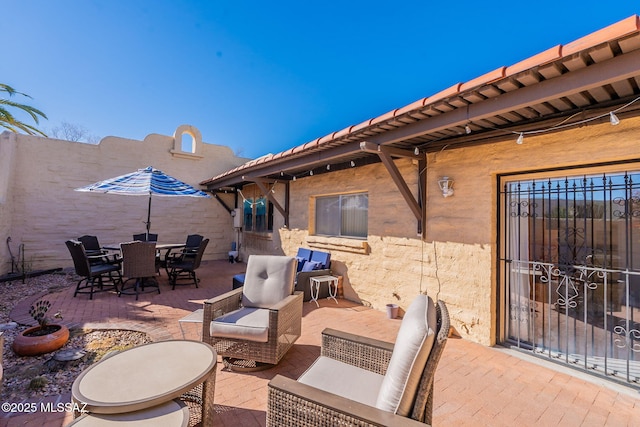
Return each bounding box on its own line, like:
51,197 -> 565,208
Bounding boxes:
0,272 -> 152,403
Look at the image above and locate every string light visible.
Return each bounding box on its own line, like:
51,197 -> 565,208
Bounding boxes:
309,170 -> 313,176
326,164 -> 331,170
350,160 -> 356,167
465,124 -> 472,134
238,190 -> 266,207
414,147 -> 420,155
610,111 -> 620,125
511,95 -> 640,144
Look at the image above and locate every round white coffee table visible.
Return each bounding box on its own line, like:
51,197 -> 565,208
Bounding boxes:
72,340 -> 216,425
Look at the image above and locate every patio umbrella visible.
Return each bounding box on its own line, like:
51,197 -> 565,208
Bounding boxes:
75,166 -> 210,238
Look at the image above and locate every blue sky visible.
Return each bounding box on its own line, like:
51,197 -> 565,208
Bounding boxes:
3,2 -> 639,159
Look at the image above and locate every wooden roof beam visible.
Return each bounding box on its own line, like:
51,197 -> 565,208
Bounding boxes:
360,141 -> 422,222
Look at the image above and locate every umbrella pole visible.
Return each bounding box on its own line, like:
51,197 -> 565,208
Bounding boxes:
146,193 -> 152,240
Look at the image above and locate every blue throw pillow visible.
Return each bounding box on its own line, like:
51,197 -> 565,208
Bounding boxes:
301,260 -> 321,272
296,257 -> 306,272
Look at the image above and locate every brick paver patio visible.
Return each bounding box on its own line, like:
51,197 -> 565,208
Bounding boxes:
3,260 -> 639,426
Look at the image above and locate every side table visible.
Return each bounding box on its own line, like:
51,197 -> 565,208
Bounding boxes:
178,308 -> 204,339
309,275 -> 339,308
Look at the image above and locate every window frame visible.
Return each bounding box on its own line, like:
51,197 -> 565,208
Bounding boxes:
312,191 -> 368,239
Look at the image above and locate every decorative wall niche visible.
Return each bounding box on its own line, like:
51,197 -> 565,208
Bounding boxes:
170,124 -> 204,160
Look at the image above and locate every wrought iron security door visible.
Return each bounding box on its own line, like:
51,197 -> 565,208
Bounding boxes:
501,171 -> 640,387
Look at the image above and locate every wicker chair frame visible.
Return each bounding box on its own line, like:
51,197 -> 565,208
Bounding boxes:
202,288 -> 303,366
119,241 -> 160,300
266,299 -> 449,426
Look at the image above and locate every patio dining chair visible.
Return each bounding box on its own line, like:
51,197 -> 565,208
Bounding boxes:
164,234 -> 204,275
133,233 -> 158,242
78,235 -> 120,266
184,234 -> 204,253
167,238 -> 209,289
77,235 -> 104,257
203,255 -> 303,370
119,241 -> 160,300
267,295 -> 449,426
65,240 -> 121,300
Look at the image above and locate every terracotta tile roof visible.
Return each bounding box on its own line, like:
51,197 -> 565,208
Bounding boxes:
202,15 -> 640,187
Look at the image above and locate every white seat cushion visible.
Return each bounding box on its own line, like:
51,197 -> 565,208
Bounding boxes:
210,307 -> 270,343
298,356 -> 384,407
375,294 -> 437,416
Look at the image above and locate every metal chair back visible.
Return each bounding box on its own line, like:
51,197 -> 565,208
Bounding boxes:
185,234 -> 204,250
65,240 -> 92,277
190,238 -> 209,270
78,235 -> 101,252
133,233 -> 158,242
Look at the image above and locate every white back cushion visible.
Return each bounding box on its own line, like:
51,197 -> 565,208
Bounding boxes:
241,255 -> 296,308
375,294 -> 437,416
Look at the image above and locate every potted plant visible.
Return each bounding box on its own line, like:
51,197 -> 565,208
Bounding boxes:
12,300 -> 69,356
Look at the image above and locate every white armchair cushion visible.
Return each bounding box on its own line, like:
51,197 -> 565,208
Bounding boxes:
210,307 -> 270,343
375,294 -> 437,416
241,255 -> 297,308
298,356 -> 385,407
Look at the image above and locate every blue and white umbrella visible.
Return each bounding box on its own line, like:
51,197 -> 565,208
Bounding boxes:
75,166 -> 210,237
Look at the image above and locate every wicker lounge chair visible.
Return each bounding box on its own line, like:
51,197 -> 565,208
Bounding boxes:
267,295 -> 449,426
66,240 -> 121,300
119,241 -> 160,300
167,238 -> 209,289
203,255 -> 303,370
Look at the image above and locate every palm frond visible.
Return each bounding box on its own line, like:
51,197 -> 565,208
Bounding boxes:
0,84 -> 47,135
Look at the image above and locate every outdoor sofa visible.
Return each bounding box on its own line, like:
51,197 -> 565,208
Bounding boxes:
233,248 -> 332,301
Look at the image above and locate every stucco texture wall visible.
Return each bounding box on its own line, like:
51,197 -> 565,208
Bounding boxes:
278,159 -> 439,329
0,127 -> 247,275
275,116 -> 640,346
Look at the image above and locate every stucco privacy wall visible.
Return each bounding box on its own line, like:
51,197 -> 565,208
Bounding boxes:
275,116 -> 640,346
0,127 -> 247,275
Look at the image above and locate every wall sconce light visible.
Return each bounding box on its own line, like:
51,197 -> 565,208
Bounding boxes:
438,176 -> 454,198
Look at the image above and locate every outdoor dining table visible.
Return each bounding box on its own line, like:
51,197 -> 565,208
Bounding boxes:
102,243 -> 186,270
71,340 -> 217,425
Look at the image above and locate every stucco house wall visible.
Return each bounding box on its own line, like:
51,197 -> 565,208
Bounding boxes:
253,116 -> 640,346
0,126 -> 247,275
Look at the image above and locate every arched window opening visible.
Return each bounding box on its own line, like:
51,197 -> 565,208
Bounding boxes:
181,133 -> 196,153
